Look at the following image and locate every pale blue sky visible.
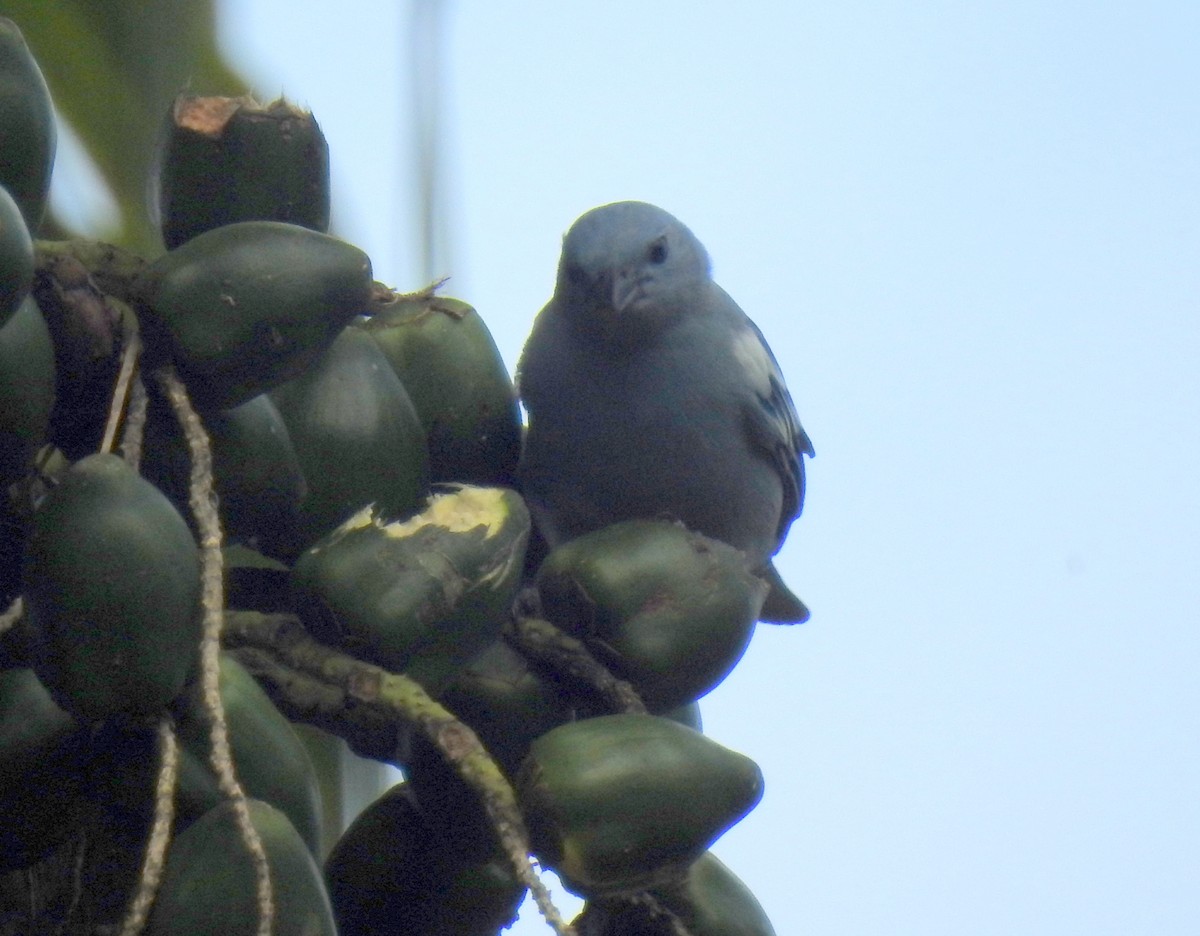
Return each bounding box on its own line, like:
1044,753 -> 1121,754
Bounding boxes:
209,3 -> 1200,933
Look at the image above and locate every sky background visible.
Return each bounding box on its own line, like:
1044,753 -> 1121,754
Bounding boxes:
70,2 -> 1200,933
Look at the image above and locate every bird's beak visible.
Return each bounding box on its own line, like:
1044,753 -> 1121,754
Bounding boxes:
610,267 -> 646,313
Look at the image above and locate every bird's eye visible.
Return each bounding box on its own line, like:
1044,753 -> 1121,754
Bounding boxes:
647,236 -> 669,265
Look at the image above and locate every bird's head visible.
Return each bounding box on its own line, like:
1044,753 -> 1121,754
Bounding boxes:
555,201 -> 711,343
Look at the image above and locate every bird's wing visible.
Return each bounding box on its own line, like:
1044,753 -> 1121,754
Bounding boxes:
730,317 -> 814,544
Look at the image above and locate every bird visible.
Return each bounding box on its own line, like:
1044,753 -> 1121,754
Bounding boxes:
517,201 -> 813,623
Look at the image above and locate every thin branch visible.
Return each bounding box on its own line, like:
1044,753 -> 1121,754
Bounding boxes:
100,327 -> 141,457
120,375 -> 149,470
115,718 -> 178,936
156,366 -> 274,936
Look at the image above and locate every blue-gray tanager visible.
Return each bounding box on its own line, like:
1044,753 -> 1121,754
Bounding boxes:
518,201 -> 813,623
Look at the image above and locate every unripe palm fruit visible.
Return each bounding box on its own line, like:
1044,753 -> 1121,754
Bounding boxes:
174,653 -> 324,857
292,485 -> 530,693
398,638 -> 574,862
139,391 -> 306,559
0,668 -> 88,870
23,453 -> 202,722
576,851 -> 777,936
0,18 -> 55,231
360,293 -> 521,485
146,799 -> 337,936
516,713 -> 764,896
535,520 -> 766,711
0,295 -> 54,488
324,782 -> 524,936
0,184 -> 32,329
138,220 -> 373,410
271,325 -> 429,554
433,638 -> 573,777
157,94 -> 331,249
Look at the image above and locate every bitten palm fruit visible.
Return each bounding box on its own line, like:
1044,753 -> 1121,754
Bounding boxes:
0,295 -> 54,488
292,485 -> 530,693
516,713 -> 764,896
0,668 -> 88,870
535,520 -> 766,711
324,782 -> 524,936
139,391 -> 306,560
174,653 -> 324,857
360,293 -> 521,486
0,184 -> 32,329
157,94 -> 331,249
0,18 -> 55,231
23,453 -> 202,722
138,220 -> 373,409
146,799 -> 337,936
271,325 -> 429,554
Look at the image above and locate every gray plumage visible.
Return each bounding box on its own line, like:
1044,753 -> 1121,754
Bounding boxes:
517,201 -> 813,623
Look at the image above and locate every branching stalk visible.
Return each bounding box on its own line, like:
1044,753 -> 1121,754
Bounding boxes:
222,610 -> 575,936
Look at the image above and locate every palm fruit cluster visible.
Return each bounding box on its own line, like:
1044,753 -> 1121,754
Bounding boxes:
0,16 -> 786,936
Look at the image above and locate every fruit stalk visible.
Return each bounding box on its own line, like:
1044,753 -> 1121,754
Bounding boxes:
221,608 -> 576,936
115,717 -> 178,936
155,366 -> 273,936
506,613 -> 648,716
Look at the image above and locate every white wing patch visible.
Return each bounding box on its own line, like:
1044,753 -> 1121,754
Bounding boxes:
731,326 -> 776,398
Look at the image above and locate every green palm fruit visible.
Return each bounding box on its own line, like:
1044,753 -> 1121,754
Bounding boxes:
157,94 -> 331,249
360,293 -> 521,486
23,452 -> 202,721
83,720 -> 201,836
271,325 -> 429,554
140,392 -> 305,559
516,713 -> 764,897
0,184 -> 32,329
138,220 -> 373,409
399,639 -> 574,868
324,782 -> 524,936
576,852 -> 777,936
654,852 -> 778,936
292,485 -> 530,693
0,295 -> 54,488
77,654 -> 323,859
174,653 -> 324,856
535,520 -> 767,712
0,18 -> 55,231
434,638 -> 573,777
0,668 -> 87,870
146,799 -> 337,936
